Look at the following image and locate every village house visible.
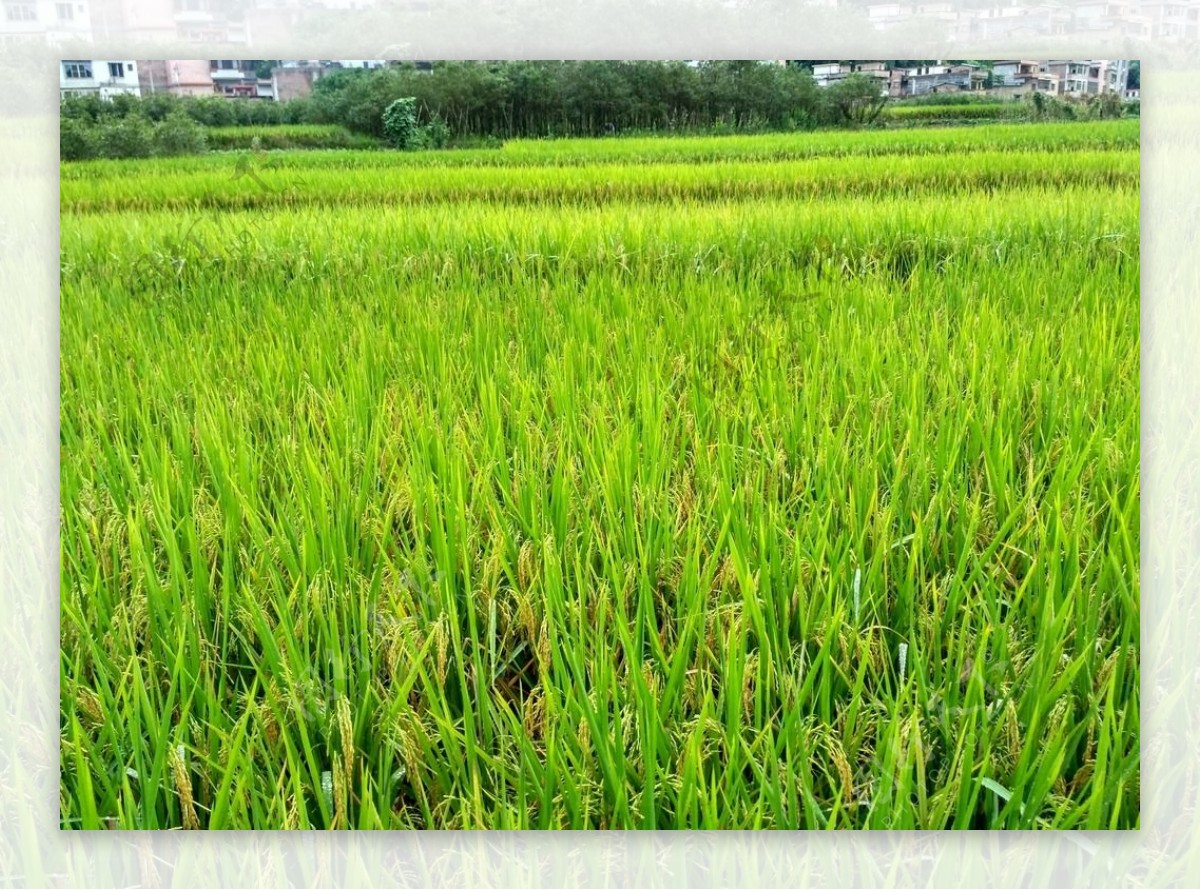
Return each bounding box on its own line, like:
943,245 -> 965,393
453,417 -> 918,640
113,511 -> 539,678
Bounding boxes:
988,60 -> 1059,97
137,59 -> 215,96
892,63 -> 986,97
3,0 -> 93,43
805,60 -> 1126,100
60,59 -> 141,99
811,61 -> 889,94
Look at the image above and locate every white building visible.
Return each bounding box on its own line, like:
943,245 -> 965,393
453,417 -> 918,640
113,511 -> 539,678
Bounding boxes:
1043,59 -> 1129,95
60,59 -> 141,99
329,59 -> 389,69
811,62 -> 857,87
2,0 -> 93,43
811,61 -> 889,94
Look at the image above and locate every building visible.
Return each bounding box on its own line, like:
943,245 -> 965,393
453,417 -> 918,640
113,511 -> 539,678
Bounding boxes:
60,58 -> 140,98
865,3 -> 912,29
172,0 -> 247,44
329,59 -> 388,69
1098,58 -> 1131,93
862,0 -> 1196,43
811,61 -> 888,93
137,59 -> 215,96
893,62 -> 985,97
811,62 -> 853,87
88,0 -> 172,42
2,0 -> 93,43
1072,1 -> 1154,39
270,59 -> 409,102
138,59 -> 284,100
867,0 -> 1069,35
985,60 -> 1060,96
133,58 -> 400,103
807,60 -> 987,98
1137,0 -> 1200,39
991,60 -> 1052,90
956,4 -> 1072,40
271,62 -> 323,101
853,60 -> 891,90
1043,59 -> 1129,96
866,2 -> 957,29
210,59 -> 273,98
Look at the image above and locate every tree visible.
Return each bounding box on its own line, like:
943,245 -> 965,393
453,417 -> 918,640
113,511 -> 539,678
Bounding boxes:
822,74 -> 888,126
1029,89 -> 1047,120
1127,61 -> 1139,91
1094,90 -> 1125,120
382,97 -> 421,149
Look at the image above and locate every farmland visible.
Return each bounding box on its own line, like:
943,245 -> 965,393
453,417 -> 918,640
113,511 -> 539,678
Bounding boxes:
60,120 -> 1140,830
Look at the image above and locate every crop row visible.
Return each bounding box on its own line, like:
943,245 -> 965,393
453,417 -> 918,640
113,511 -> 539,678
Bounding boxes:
62,187 -> 1138,289
61,148 -> 1138,214
882,104 -> 1029,121
59,120 -> 1139,181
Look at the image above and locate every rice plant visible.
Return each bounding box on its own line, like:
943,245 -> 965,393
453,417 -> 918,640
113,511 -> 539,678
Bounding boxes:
60,121 -> 1139,830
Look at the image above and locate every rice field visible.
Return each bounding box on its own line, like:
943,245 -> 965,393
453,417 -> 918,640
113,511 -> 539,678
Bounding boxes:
59,120 -> 1140,830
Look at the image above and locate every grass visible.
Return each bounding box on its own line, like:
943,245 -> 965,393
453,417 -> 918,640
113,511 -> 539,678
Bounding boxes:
59,121 -> 1140,830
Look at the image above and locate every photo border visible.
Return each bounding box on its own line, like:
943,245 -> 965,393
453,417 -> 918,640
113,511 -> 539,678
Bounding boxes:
4,3 -> 1191,883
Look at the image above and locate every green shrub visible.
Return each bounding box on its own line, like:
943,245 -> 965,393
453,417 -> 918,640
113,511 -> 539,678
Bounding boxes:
282,98 -> 315,124
892,92 -> 1006,106
141,93 -> 182,122
153,112 -> 209,156
382,97 -> 421,150
423,112 -> 451,149
1096,90 -> 1126,120
820,75 -> 889,127
59,117 -> 99,161
186,96 -> 238,128
1026,91 -> 1078,122
205,124 -> 379,151
97,115 -> 154,159
60,94 -> 106,124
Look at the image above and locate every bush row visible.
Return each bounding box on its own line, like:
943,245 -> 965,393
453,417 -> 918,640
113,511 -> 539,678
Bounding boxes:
61,112 -> 208,161
205,125 -> 379,151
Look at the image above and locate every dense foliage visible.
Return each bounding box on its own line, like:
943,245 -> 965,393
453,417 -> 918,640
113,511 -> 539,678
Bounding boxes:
60,110 -> 208,160
203,124 -> 377,152
60,121 -> 1139,830
59,62 -> 1140,161
382,97 -> 422,149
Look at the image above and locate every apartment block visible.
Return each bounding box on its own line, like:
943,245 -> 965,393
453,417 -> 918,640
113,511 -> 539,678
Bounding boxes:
137,59 -> 215,96
60,58 -> 140,98
2,0 -> 92,43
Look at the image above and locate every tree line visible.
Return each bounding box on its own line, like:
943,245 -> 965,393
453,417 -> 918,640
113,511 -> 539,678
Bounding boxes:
63,60 -> 1134,160
61,62 -> 922,159
303,61 -> 835,139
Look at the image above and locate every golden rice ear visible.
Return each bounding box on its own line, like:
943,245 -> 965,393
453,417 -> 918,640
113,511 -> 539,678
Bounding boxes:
168,742 -> 200,830
336,695 -> 355,792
